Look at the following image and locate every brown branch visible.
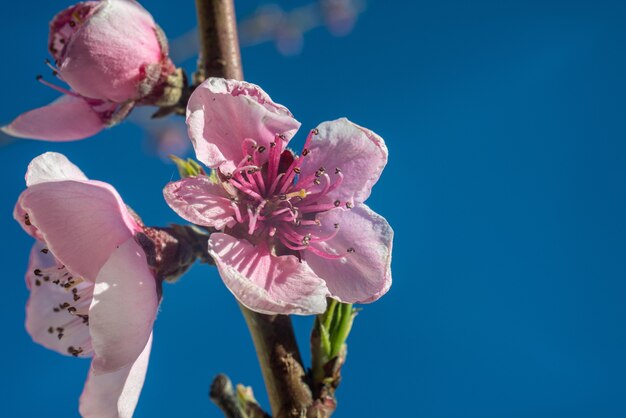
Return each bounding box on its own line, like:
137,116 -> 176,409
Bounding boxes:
194,0 -> 243,82
193,2 -> 313,417
240,306 -> 314,417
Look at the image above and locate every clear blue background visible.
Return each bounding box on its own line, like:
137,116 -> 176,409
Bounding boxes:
1,0 -> 626,417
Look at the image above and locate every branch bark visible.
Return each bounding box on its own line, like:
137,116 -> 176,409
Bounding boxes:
193,2 -> 314,417
240,306 -> 313,417
194,0 -> 243,82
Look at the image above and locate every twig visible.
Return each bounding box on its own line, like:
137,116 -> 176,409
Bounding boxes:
210,374 -> 247,418
194,0 -> 243,82
240,307 -> 313,417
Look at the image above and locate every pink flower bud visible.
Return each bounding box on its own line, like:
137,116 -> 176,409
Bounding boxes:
50,0 -> 174,103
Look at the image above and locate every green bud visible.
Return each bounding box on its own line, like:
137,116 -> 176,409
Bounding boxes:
169,155 -> 206,178
311,298 -> 357,386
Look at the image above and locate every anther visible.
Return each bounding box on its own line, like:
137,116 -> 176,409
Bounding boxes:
347,247 -> 356,253
335,168 -> 342,174
278,134 -> 287,140
67,346 -> 83,357
47,327 -> 53,334
33,269 -> 42,276
69,20 -> 76,28
24,214 -> 31,226
270,142 -> 277,148
334,200 -> 341,207
312,128 -> 319,135
35,75 -> 43,81
346,202 -> 353,209
35,279 -> 41,286
40,248 -> 49,254
302,149 -> 310,156
313,178 -> 321,185
294,167 -> 301,174
279,194 -> 288,201
334,223 -> 339,229
258,146 -> 266,153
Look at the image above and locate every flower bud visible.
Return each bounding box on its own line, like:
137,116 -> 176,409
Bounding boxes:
50,0 -> 174,103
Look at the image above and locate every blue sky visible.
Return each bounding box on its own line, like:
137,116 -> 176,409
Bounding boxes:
1,1 -> 626,417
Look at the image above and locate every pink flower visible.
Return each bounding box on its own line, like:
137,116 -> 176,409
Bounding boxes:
15,152 -> 159,417
3,0 -> 175,141
164,78 -> 393,315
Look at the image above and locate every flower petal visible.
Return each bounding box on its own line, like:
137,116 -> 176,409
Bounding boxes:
304,204 -> 393,303
300,118 -> 388,206
57,0 -> 162,102
25,152 -> 88,186
208,233 -> 328,315
187,78 -> 301,173
79,334 -> 152,418
89,239 -> 158,373
1,95 -> 104,141
163,176 -> 236,230
17,180 -> 140,280
25,242 -> 93,357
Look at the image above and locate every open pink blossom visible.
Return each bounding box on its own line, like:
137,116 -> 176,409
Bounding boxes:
15,152 -> 159,417
164,78 -> 393,315
3,0 -> 175,141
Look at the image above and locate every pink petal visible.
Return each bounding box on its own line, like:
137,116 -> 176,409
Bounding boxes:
25,152 -> 87,186
163,176 -> 236,230
208,233 -> 328,315
304,204 -> 393,303
25,242 -> 93,357
187,78 -> 301,173
17,180 -> 141,280
79,334 -> 152,418
89,239 -> 158,373
57,0 -> 163,102
1,95 -> 105,141
300,118 -> 388,206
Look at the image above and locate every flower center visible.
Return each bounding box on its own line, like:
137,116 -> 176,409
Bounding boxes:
220,129 -> 349,259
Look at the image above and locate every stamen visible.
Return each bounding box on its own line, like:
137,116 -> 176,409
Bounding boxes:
36,76 -> 79,98
44,59 -> 64,80
231,202 -> 244,223
268,173 -> 285,196
277,156 -> 301,194
229,178 -> 264,202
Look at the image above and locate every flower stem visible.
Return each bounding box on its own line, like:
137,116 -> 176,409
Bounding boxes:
193,2 -> 313,416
